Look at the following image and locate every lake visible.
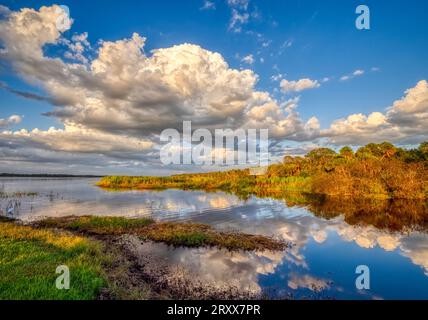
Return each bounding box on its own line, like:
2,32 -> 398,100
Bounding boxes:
1,177 -> 428,299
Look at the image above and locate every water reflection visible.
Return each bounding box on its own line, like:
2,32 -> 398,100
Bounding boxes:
303,196 -> 428,232
1,177 -> 428,299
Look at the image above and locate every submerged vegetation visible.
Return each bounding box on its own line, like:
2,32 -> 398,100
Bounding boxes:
98,142 -> 428,200
36,216 -> 288,251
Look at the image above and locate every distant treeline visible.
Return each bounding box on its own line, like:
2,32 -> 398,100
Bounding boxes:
0,173 -> 104,178
98,142 -> 428,200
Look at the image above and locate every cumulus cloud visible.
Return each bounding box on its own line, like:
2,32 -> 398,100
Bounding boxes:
241,54 -> 254,65
0,115 -> 22,127
280,78 -> 320,93
1,124 -> 152,154
323,80 -> 428,145
1,5 -> 427,174
0,6 -> 256,134
0,5 -> 322,173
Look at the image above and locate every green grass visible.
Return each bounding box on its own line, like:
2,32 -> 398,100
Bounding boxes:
36,216 -> 288,251
0,191 -> 38,198
0,220 -> 107,300
39,216 -> 155,235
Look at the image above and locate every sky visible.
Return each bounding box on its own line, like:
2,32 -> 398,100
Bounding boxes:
0,0 -> 427,175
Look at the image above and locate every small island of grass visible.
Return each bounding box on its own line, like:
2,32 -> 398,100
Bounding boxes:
36,216 -> 288,251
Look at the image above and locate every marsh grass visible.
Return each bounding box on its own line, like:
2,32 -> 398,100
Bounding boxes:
36,216 -> 288,251
97,142 -> 428,200
0,191 -> 38,198
0,219 -> 106,300
39,215 -> 155,235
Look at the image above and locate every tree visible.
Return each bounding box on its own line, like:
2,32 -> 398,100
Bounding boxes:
339,146 -> 354,160
378,142 -> 397,159
306,148 -> 336,161
356,142 -> 397,160
419,142 -> 428,160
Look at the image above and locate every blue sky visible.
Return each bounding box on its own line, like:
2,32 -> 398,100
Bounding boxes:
0,1 -> 427,174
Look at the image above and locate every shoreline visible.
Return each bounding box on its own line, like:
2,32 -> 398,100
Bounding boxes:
0,216 -> 290,300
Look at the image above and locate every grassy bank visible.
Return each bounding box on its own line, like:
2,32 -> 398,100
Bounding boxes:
1,216 -> 288,300
0,218 -> 106,300
98,142 -> 428,200
37,216 -> 288,251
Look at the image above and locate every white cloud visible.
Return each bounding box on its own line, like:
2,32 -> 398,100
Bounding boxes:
322,80 -> 428,145
353,69 -> 364,76
261,40 -> 271,48
0,115 -> 22,127
245,95 -> 320,140
241,54 -> 254,64
1,124 -> 152,154
227,0 -> 249,10
282,40 -> 293,48
227,0 -> 251,32
0,5 -> 322,173
200,0 -> 216,10
1,5 -> 427,174
271,73 -> 284,82
229,9 -> 249,32
280,78 -> 320,93
61,32 -> 91,64
277,39 -> 293,56
340,69 -> 365,81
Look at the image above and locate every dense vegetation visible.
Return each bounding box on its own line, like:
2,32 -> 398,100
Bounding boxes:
98,142 -> 428,200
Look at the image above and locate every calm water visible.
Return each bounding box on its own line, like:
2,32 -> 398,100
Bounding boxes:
1,177 -> 428,299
